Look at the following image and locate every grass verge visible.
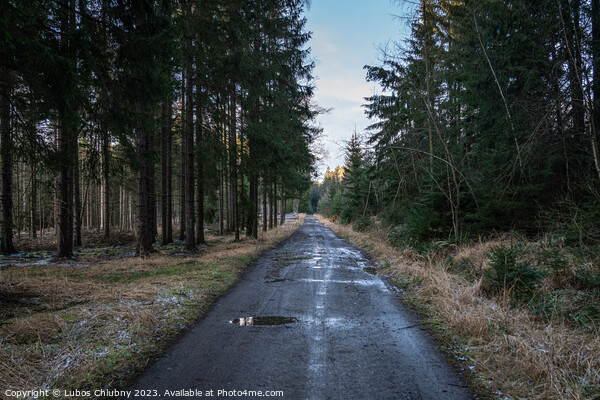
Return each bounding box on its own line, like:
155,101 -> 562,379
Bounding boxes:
0,215 -> 304,399
316,215 -> 600,400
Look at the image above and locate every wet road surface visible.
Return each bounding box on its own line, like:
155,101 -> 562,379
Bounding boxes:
129,216 -> 473,399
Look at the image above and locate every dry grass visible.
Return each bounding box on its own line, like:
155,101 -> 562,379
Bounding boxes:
12,230 -> 137,252
316,215 -> 600,400
0,215 -> 304,399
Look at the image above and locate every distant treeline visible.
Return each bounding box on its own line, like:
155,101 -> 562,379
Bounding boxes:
0,0 -> 318,256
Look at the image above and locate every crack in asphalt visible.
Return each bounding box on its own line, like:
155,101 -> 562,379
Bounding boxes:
128,216 -> 474,399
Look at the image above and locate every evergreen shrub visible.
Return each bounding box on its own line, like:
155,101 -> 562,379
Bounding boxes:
387,225 -> 411,248
353,216 -> 373,232
576,269 -> 600,290
483,245 -> 548,300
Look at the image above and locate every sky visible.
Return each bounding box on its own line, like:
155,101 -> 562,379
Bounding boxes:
304,0 -> 415,179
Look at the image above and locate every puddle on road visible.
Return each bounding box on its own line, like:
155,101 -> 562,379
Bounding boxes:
298,278 -> 382,286
264,268 -> 289,283
363,267 -> 378,275
265,278 -> 292,283
230,316 -> 298,326
273,256 -> 314,266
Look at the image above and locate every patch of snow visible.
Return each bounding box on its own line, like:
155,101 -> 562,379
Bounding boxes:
95,347 -> 110,357
156,296 -> 182,305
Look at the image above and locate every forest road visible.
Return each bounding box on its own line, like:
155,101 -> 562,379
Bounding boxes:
128,216 -> 474,400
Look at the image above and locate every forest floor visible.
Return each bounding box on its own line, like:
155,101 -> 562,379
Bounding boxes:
316,215 -> 600,400
0,215 -> 304,399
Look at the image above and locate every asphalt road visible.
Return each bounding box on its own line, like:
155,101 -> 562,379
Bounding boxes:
128,216 -> 473,400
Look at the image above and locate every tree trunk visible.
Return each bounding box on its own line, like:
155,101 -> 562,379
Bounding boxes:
229,88 -> 239,241
273,180 -> 278,228
39,188 -> 43,236
0,66 -> 16,254
30,163 -> 37,238
195,86 -> 205,245
128,190 -> 133,231
567,0 -> 585,136
122,188 -> 126,230
246,175 -> 254,237
27,103 -> 37,238
196,140 -> 205,245
225,158 -> 230,233
74,141 -> 81,246
54,174 -> 58,235
184,54 -> 195,250
253,175 -> 259,238
269,180 -> 274,230
96,173 -> 100,232
166,109 -> 173,243
592,0 -> 600,181
57,1 -> 76,258
150,120 -> 157,241
594,0 -> 600,131
136,103 -> 154,257
102,128 -> 110,239
262,175 -> 268,232
161,102 -> 168,243
218,162 -> 223,235
280,185 -> 285,226
161,101 -> 172,244
179,70 -> 187,241
57,122 -> 75,257
239,170 -> 245,233
87,184 -> 91,230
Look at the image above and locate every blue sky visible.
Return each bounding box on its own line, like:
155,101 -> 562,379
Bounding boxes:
304,0 -> 415,179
